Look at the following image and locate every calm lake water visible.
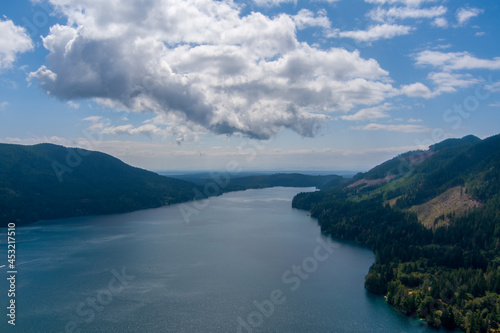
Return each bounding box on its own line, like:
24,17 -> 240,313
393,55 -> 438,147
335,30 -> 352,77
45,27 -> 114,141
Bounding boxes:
0,187 -> 442,332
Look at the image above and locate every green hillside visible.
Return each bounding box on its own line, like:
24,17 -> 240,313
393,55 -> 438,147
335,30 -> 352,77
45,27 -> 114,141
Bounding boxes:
0,143 -> 198,226
293,133 -> 500,332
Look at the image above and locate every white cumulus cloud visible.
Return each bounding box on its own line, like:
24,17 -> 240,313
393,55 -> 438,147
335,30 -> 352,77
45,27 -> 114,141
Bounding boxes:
400,82 -> 434,98
0,19 -> 33,70
415,51 -> 500,71
338,24 -> 412,42
253,0 -> 296,7
432,17 -> 448,28
427,72 -> 480,93
409,50 -> 500,96
456,7 -> 483,26
293,9 -> 331,30
369,5 -> 447,22
365,0 -> 438,6
29,0 -> 400,140
339,103 -> 393,121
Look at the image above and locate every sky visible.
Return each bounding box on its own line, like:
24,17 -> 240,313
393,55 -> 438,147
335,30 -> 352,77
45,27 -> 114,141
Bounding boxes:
0,0 -> 499,172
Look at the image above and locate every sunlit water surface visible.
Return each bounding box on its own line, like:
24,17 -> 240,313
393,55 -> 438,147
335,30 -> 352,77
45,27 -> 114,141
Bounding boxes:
0,187 -> 443,332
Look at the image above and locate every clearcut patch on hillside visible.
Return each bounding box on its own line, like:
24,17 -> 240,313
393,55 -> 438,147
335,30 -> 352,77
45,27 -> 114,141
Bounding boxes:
409,186 -> 482,229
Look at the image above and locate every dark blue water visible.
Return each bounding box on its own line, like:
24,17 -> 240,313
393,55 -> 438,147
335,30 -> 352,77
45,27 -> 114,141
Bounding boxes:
0,187 -> 439,332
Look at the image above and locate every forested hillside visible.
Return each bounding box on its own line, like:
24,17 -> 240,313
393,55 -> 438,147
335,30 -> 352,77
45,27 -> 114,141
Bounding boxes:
293,134 -> 500,332
0,143 -> 198,226
0,143 -> 346,227
222,173 -> 346,191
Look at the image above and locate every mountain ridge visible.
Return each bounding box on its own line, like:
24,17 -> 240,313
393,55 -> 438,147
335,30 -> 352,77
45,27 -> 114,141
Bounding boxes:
292,133 -> 500,331
0,143 -> 345,227
0,143 -> 199,227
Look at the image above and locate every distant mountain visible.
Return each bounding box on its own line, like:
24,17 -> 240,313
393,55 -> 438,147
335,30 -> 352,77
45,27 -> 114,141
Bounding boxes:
0,143 -> 199,227
292,133 -> 500,331
162,171 -> 270,184
221,173 -> 346,191
167,172 -> 348,190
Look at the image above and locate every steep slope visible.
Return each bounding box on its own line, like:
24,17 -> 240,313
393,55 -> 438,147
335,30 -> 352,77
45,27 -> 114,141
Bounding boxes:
344,134 -> 496,223
391,134 -> 498,209
348,135 -> 481,194
292,133 -> 500,331
0,143 -> 198,226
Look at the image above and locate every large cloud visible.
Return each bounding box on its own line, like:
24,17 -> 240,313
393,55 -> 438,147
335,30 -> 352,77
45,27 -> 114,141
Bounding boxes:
0,19 -> 33,70
30,0 -> 397,139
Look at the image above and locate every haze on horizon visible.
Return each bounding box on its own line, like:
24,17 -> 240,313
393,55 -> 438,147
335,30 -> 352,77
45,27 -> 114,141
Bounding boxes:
0,0 -> 499,171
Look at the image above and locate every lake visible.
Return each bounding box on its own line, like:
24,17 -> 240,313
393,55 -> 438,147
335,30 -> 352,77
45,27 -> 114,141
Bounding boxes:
0,187 -> 441,332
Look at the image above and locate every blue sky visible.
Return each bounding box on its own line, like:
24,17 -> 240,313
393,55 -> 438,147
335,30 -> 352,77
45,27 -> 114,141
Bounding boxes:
0,0 -> 499,172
